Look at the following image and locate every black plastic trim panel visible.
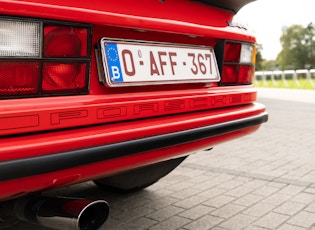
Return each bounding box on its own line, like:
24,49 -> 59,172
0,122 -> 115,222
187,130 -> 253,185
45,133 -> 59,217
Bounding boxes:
0,112 -> 268,182
192,0 -> 255,13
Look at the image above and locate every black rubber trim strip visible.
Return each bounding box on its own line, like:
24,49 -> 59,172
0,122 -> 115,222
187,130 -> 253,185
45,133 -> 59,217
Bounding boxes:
0,112 -> 268,182
192,0 -> 255,13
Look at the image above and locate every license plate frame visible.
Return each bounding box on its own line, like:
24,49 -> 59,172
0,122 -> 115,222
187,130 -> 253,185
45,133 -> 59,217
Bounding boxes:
99,38 -> 220,87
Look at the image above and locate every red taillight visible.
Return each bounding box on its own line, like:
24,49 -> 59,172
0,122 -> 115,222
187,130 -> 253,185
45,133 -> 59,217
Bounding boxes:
238,65 -> 255,84
44,26 -> 88,58
217,41 -> 255,86
42,63 -> 88,93
221,65 -> 238,84
221,65 -> 255,85
224,42 -> 241,63
0,62 -> 40,96
0,18 -> 91,98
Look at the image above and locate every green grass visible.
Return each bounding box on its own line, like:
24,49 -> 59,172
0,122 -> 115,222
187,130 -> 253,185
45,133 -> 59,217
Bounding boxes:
254,79 -> 315,90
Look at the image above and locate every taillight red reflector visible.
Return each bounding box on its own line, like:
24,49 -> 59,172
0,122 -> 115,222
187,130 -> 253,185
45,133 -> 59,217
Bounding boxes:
221,65 -> 238,84
44,26 -> 88,58
238,65 -> 254,84
224,42 -> 241,62
42,63 -> 87,93
0,62 -> 39,96
221,65 -> 255,85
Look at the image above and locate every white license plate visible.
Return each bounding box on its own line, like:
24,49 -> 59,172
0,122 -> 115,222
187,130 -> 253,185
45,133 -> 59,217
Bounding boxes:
100,38 -> 220,87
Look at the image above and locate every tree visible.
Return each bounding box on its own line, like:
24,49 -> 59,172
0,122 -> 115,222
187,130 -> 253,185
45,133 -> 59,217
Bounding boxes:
255,44 -> 264,71
277,23 -> 315,70
255,44 -> 278,71
305,23 -> 315,68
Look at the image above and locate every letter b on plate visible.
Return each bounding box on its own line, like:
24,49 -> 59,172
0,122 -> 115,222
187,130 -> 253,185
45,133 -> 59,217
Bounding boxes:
105,43 -> 124,82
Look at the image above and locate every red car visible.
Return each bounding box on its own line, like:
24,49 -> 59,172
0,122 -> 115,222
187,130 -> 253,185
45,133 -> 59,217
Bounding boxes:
0,0 -> 267,229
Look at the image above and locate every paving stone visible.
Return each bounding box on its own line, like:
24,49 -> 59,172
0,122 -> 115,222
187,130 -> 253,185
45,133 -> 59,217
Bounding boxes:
276,177 -> 312,187
287,166 -> 313,177
252,185 -> 280,197
243,226 -> 272,230
274,201 -> 305,216
243,179 -> 268,189
148,180 -> 174,191
188,174 -> 213,184
287,211 -> 315,228
217,179 -> 244,190
277,224 -> 307,230
210,203 -> 246,219
113,196 -> 150,211
149,216 -> 191,230
198,187 -> 228,199
115,206 -> 155,222
267,181 -> 288,188
144,196 -> 180,210
224,186 -> 254,198
162,174 -> 190,184
182,168 -> 205,178
253,212 -> 289,229
173,195 -> 208,209
261,193 -> 291,206
210,227 -> 226,230
233,193 -> 263,207
179,204 -> 215,220
279,184 -> 305,196
291,193 -> 315,204
204,194 -> 236,208
146,205 -> 184,221
152,188 -> 175,198
102,218 -> 133,230
233,176 -> 253,182
167,181 -> 196,191
304,187 -> 315,194
128,217 -> 158,230
219,213 -> 257,229
301,173 -> 315,182
305,201 -> 315,213
242,202 -> 276,217
169,187 -> 200,199
183,215 -> 224,230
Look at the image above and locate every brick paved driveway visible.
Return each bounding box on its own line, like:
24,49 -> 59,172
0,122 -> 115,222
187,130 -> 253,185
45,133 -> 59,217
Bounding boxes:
15,88 -> 315,230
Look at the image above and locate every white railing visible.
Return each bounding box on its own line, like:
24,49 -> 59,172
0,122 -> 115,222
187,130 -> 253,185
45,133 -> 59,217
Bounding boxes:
255,69 -> 315,89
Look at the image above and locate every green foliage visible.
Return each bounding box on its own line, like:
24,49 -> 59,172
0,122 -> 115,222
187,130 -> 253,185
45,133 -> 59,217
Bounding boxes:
277,23 -> 315,70
255,44 -> 278,71
255,44 -> 264,70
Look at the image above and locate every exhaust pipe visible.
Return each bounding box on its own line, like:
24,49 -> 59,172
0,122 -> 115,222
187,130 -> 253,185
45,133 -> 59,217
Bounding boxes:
13,196 -> 109,230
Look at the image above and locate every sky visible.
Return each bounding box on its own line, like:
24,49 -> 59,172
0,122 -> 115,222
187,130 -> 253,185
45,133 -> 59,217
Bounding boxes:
234,0 -> 315,60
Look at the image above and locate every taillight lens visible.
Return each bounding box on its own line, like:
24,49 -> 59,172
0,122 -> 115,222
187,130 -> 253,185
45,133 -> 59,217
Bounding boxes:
224,42 -> 241,63
0,18 -> 91,98
0,62 -> 40,95
216,41 -> 256,86
42,62 -> 88,93
44,26 -> 88,57
0,20 -> 41,57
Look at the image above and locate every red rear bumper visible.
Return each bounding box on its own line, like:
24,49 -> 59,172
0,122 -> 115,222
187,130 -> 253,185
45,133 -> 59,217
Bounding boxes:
0,102 -> 267,200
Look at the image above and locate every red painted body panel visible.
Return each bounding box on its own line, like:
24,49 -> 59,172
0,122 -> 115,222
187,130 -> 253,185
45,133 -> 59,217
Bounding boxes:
1,126 -> 260,200
1,101 -> 264,161
0,0 -> 266,201
0,87 -> 257,136
0,0 -> 255,42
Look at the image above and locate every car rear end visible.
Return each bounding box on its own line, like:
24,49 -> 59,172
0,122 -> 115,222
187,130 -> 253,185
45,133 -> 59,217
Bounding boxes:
0,0 -> 267,201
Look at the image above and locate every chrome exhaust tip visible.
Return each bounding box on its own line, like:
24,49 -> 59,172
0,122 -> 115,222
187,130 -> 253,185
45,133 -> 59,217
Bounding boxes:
14,196 -> 109,230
